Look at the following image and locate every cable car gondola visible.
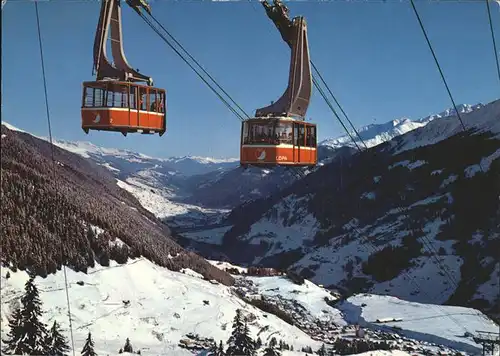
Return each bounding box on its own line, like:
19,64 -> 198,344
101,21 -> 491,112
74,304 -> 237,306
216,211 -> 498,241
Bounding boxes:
81,0 -> 166,137
240,0 -> 317,167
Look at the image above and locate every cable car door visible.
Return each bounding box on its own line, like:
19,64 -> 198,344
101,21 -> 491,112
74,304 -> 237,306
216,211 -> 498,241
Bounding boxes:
293,122 -> 301,163
138,87 -> 148,129
130,86 -> 138,128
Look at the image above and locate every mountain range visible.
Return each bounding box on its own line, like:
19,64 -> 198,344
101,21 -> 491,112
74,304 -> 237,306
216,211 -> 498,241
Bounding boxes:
2,102 -> 486,211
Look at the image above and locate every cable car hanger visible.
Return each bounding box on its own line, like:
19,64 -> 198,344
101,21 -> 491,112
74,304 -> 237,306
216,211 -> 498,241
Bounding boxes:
240,0 -> 318,168
81,0 -> 167,137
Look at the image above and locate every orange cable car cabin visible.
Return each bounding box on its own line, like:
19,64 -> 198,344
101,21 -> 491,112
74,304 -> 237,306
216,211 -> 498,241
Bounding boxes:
241,1 -> 317,168
81,81 -> 166,136
81,0 -> 166,137
240,118 -> 317,166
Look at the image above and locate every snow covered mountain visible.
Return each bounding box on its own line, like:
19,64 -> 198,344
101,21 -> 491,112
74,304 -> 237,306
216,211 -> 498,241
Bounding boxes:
180,98 -> 500,322
51,138 -> 240,178
319,103 -> 484,150
1,258 -> 498,355
2,102 -> 483,218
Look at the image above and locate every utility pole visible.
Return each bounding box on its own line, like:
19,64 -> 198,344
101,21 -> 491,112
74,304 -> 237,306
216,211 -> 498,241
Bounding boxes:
473,331 -> 500,356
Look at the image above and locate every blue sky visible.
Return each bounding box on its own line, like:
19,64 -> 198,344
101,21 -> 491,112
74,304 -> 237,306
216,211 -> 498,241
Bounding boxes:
2,0 -> 499,159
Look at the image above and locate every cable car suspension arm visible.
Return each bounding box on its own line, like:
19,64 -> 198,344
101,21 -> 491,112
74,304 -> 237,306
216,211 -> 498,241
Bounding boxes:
256,0 -> 312,119
93,0 -> 152,84
261,0 -> 367,150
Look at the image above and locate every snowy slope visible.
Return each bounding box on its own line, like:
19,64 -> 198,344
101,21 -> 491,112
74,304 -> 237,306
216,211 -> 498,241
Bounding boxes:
391,100 -> 500,154
242,276 -> 499,354
2,260 -> 497,355
116,177 -> 230,227
0,259 -> 322,356
339,294 -> 499,354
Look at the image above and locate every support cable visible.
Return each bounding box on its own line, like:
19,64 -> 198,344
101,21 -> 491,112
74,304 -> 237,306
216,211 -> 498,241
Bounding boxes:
34,1 -> 76,355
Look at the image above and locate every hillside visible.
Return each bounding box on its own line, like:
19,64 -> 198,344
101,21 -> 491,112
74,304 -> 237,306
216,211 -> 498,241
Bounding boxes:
1,258 -> 498,355
0,124 -> 233,285
209,98 -> 500,320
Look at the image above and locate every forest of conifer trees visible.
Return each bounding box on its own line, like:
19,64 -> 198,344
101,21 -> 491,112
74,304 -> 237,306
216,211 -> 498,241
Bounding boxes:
0,125 -> 234,286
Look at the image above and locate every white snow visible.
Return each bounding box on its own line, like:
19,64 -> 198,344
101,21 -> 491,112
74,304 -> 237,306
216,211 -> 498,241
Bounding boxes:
473,263 -> 500,305
115,178 -> 228,226
388,160 -> 427,171
320,118 -> 428,150
464,148 -> 500,178
361,191 -> 376,200
208,260 -> 249,274
319,103 -> 484,151
246,276 -> 346,325
239,195 -> 320,264
281,351 -> 412,356
1,121 -> 29,134
393,99 -> 500,154
440,174 -> 458,188
0,121 -> 238,178
339,294 -> 499,354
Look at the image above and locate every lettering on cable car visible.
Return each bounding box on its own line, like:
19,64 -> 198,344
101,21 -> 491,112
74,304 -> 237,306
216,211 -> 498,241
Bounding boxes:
276,155 -> 288,161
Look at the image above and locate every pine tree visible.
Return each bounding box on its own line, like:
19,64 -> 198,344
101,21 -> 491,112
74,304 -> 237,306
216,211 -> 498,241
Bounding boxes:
317,343 -> 327,356
241,321 -> 256,356
123,338 -> 133,353
81,332 -> 98,356
209,340 -> 226,356
208,341 -> 218,356
46,320 -> 70,355
18,275 -> 50,354
256,336 -> 262,348
2,308 -> 24,355
218,340 -> 225,356
262,337 -> 281,356
225,310 -> 256,356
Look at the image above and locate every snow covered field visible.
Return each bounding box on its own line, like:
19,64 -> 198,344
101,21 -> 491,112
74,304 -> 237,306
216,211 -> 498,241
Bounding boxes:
2,259 -> 498,355
0,259 -> 322,355
116,177 -> 229,225
338,294 -> 499,354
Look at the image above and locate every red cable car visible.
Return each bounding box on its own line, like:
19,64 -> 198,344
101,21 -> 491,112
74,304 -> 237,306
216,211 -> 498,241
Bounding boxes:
81,0 -> 166,136
240,0 -> 317,167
